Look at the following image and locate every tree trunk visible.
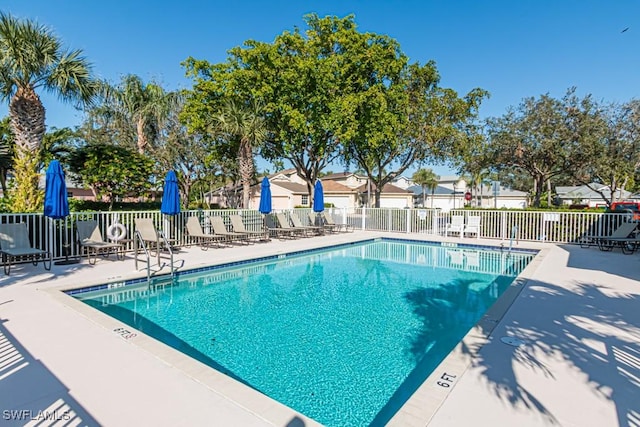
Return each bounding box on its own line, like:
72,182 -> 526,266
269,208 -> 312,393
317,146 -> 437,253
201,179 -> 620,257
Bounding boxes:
532,176 -> 544,207
374,187 -> 382,208
11,146 -> 42,212
136,118 -> 148,154
422,185 -> 426,208
9,88 -> 46,212
546,179 -> 552,207
238,138 -> 254,209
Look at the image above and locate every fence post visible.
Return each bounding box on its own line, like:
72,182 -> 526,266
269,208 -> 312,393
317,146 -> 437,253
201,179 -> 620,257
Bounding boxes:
406,208 -> 411,234
432,209 -> 438,235
361,207 -> 366,231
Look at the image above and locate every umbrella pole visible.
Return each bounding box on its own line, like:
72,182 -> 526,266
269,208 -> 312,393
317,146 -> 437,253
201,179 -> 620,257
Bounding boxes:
54,217 -> 80,265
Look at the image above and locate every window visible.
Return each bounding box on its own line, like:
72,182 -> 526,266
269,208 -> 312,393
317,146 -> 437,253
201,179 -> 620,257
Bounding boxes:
302,195 -> 309,205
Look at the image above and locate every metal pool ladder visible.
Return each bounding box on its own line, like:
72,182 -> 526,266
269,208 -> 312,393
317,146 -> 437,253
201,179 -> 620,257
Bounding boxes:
134,230 -> 178,288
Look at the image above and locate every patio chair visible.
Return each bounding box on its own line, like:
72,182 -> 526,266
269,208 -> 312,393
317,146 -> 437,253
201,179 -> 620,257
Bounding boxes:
446,215 -> 465,237
208,216 -> 250,245
309,212 -> 337,234
276,213 -> 308,237
134,218 -> 176,265
185,216 -> 225,249
229,215 -> 269,242
0,223 -> 51,275
321,211 -> 353,233
290,213 -> 323,236
596,221 -> 640,254
464,216 -> 481,239
265,214 -> 298,240
76,220 -> 124,264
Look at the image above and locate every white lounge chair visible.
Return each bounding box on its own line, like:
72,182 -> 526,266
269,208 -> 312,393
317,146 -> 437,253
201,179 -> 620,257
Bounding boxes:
76,220 -> 123,264
464,216 -> 481,238
446,215 -> 465,237
0,223 -> 51,274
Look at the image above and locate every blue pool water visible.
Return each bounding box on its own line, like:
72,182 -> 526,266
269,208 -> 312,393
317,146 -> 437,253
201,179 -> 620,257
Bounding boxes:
75,239 -> 534,426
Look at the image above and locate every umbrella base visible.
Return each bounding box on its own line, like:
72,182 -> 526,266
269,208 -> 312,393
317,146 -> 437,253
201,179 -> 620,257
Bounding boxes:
54,258 -> 81,265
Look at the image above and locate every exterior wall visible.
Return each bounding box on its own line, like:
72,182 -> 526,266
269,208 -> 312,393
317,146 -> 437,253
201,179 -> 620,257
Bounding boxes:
332,175 -> 368,189
324,195 -> 352,209
379,195 -> 413,209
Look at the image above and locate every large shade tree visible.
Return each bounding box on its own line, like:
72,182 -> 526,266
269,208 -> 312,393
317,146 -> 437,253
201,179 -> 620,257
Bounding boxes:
184,15 -> 366,201
485,89 -> 601,207
339,58 -> 487,207
0,12 -> 97,212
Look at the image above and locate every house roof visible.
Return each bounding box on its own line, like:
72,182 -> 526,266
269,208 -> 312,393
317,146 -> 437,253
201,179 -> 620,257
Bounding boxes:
271,181 -> 308,194
408,183 -> 528,197
355,182 -> 412,194
321,180 -> 354,193
321,171 -> 366,180
556,183 -> 631,200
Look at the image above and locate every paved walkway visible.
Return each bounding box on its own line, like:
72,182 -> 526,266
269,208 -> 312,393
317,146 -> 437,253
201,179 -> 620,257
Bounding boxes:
0,232 -> 638,426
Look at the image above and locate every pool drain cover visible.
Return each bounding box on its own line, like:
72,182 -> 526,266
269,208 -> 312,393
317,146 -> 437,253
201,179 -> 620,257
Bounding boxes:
500,336 -> 525,347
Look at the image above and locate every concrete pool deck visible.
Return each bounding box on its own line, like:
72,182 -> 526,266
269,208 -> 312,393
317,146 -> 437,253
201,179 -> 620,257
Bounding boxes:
0,231 -> 638,426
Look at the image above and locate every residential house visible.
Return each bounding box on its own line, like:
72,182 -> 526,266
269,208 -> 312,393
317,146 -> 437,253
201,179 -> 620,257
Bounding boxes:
555,183 -> 631,207
406,174 -> 528,210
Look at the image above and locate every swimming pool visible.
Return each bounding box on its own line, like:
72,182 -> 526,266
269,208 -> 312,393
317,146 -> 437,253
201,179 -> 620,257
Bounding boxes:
72,239 -> 535,426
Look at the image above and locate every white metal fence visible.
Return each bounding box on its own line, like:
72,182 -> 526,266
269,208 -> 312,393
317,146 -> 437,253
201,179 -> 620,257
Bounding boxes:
0,208 -> 627,261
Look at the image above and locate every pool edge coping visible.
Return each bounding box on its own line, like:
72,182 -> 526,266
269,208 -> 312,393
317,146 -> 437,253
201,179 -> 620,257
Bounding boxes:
386,245 -> 549,426
43,236 -> 542,427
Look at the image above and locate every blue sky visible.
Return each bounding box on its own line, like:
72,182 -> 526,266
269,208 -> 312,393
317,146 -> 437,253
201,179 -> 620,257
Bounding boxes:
2,0 -> 639,177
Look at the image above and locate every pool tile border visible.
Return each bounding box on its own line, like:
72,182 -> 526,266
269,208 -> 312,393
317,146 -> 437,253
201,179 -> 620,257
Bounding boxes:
64,237 -> 537,296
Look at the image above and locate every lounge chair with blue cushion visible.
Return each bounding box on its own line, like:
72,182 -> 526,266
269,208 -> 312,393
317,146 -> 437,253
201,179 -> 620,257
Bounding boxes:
0,223 -> 51,274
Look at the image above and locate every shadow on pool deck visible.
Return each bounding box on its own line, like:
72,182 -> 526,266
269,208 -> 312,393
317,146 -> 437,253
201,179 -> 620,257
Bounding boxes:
457,279 -> 640,427
0,317 -> 100,427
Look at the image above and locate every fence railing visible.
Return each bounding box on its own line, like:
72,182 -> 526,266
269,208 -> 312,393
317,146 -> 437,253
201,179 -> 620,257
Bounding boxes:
0,208 -> 627,261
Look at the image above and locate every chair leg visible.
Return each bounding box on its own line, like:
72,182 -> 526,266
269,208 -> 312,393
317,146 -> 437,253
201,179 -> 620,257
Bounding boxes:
2,253 -> 10,275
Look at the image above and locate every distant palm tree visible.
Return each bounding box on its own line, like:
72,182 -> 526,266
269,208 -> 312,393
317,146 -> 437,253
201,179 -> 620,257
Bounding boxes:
214,101 -> 267,208
412,168 -> 439,208
0,12 -> 97,211
98,74 -> 179,154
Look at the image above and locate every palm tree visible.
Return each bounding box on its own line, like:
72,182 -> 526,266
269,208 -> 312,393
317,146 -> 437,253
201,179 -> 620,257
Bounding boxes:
0,12 -> 97,211
0,117 -> 14,196
98,74 -> 179,154
214,101 -> 267,209
412,168 -> 440,208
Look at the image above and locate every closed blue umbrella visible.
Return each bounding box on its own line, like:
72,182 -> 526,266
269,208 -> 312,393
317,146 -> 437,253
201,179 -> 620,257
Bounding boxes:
313,180 -> 324,212
44,160 -> 78,265
44,160 -> 69,219
259,177 -> 272,214
160,171 -> 181,215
